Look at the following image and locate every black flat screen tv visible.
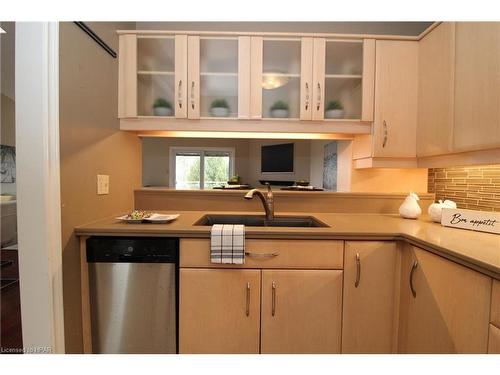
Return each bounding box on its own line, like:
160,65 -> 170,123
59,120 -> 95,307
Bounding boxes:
261,143 -> 294,173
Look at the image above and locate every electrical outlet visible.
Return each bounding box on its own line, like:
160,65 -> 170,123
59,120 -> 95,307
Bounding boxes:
97,174 -> 109,195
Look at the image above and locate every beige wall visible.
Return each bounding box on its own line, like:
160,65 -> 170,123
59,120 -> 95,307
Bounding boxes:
59,22 -> 141,353
351,168 -> 428,193
1,94 -> 15,147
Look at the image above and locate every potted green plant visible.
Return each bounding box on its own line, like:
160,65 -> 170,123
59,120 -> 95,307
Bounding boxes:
270,100 -> 289,118
153,98 -> 172,116
210,99 -> 230,117
324,100 -> 345,119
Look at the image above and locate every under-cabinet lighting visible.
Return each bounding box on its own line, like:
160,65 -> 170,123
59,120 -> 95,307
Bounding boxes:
0,27 -> 6,34
136,130 -> 353,140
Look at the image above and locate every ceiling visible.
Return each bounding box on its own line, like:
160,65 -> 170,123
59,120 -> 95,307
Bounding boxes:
135,22 -> 434,36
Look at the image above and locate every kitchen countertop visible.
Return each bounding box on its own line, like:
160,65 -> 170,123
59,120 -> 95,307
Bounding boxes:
75,211 -> 500,279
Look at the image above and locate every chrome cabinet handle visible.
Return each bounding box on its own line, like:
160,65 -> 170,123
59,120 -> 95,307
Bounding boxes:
177,80 -> 183,109
410,260 -> 418,298
245,251 -> 279,258
246,282 -> 250,316
305,82 -> 309,111
316,82 -> 321,111
190,81 -> 195,110
382,120 -> 388,148
271,281 -> 276,317
355,253 -> 361,288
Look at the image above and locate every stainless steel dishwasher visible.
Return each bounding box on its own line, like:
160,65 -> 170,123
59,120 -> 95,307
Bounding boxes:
86,236 -> 178,354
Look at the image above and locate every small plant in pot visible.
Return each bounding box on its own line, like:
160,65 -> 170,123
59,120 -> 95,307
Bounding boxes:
210,99 -> 230,117
153,98 -> 173,116
270,100 -> 289,118
324,100 -> 345,119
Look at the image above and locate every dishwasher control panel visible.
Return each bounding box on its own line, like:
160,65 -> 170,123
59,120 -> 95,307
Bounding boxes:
86,236 -> 179,263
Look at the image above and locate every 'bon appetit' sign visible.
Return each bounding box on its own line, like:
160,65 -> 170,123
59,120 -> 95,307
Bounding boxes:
441,208 -> 500,235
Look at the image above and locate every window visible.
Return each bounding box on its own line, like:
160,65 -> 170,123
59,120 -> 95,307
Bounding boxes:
170,147 -> 234,189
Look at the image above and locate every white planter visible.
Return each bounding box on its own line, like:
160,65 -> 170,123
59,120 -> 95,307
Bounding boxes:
153,107 -> 172,116
210,107 -> 230,117
325,109 -> 345,119
270,109 -> 289,118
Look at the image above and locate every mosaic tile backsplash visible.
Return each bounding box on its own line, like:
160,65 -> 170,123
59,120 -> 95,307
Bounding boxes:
428,165 -> 500,212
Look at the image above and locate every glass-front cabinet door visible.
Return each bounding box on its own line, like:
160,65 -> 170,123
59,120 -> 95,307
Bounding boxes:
261,38 -> 302,120
250,38 -> 314,121
312,38 -> 375,122
118,34 -> 188,119
187,36 -> 250,119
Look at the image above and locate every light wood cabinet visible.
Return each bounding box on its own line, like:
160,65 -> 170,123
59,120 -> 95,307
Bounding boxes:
417,22 -> 455,157
453,22 -> 500,152
179,268 -> 261,353
488,324 -> 500,354
398,246 -> 492,353
491,279 -> 500,328
119,34 -> 188,119
373,40 -> 419,158
342,241 -> 400,353
260,270 -> 343,353
352,40 -> 418,167
187,36 -> 251,119
179,239 -> 343,354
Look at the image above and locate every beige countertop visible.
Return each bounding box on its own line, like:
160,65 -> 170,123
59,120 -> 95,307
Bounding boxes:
75,211 -> 500,279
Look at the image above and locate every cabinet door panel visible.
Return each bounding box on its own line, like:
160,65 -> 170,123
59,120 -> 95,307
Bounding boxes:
179,269 -> 260,353
261,270 -> 342,353
417,22 -> 455,156
488,324 -> 500,354
342,241 -> 399,353
373,41 -> 418,157
454,22 -> 500,151
399,246 -> 491,353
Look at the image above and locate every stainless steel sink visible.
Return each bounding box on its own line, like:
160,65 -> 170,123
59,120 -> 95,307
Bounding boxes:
194,214 -> 329,228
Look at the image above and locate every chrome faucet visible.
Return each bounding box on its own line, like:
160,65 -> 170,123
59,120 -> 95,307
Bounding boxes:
244,183 -> 274,220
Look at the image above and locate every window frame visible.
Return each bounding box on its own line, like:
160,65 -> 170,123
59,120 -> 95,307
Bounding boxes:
169,146 -> 235,189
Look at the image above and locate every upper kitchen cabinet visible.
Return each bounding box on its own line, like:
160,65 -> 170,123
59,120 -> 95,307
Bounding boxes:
352,40 -> 418,168
250,37 -> 375,122
118,33 -> 251,120
187,36 -> 251,119
453,22 -> 500,152
118,34 -> 188,118
250,37 -> 308,120
313,38 -> 375,122
417,22 -> 455,157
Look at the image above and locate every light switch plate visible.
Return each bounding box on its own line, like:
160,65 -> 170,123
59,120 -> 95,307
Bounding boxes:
97,174 -> 109,195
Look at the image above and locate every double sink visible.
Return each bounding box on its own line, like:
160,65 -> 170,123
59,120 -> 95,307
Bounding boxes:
195,214 -> 328,228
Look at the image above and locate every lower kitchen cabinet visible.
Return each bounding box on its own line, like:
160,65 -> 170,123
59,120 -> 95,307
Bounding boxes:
260,270 -> 343,354
179,268 -> 261,354
398,246 -> 492,353
488,324 -> 500,354
342,241 -> 400,353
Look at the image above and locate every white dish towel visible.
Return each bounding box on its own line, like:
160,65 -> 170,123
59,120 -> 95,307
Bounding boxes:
210,224 -> 245,264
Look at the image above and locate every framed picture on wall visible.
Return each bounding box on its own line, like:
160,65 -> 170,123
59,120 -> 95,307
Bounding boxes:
0,145 -> 16,183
